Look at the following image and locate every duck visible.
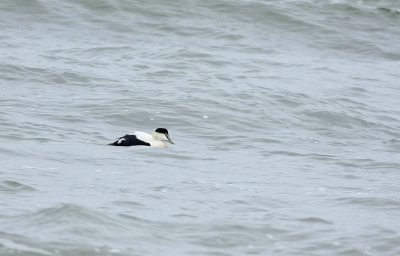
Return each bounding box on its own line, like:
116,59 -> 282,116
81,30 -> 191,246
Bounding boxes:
109,128 -> 174,148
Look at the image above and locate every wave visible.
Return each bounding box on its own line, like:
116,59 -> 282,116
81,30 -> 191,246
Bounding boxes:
0,180 -> 36,192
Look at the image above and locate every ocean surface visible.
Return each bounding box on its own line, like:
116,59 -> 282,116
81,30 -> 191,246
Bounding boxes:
1,0 -> 400,255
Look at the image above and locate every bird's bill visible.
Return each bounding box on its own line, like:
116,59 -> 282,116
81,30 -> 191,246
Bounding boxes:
165,133 -> 175,144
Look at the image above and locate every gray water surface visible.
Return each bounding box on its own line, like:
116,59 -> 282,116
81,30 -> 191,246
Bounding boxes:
1,0 -> 400,255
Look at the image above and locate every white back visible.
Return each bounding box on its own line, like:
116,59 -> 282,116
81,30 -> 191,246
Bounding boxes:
129,131 -> 169,148
132,131 -> 153,143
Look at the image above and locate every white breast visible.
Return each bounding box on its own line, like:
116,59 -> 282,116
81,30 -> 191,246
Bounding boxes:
149,141 -> 168,148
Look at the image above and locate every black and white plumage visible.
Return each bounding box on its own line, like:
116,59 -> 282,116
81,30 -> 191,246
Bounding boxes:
109,128 -> 174,148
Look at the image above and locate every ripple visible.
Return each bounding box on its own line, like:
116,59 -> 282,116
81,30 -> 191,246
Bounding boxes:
302,110 -> 372,128
336,197 -> 400,210
296,217 -> 333,225
0,181 -> 36,192
9,204 -> 124,232
0,237 -> 53,256
112,200 -> 146,208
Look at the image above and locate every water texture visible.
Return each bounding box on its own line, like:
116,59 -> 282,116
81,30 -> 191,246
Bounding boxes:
1,0 -> 400,255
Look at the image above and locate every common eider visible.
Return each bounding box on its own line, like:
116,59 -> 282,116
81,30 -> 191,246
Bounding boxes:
109,128 -> 174,148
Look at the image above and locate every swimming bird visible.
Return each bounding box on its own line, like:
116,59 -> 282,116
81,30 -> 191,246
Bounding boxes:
109,128 -> 174,148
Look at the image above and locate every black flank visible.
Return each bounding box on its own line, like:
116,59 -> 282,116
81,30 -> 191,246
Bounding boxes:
109,134 -> 150,146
